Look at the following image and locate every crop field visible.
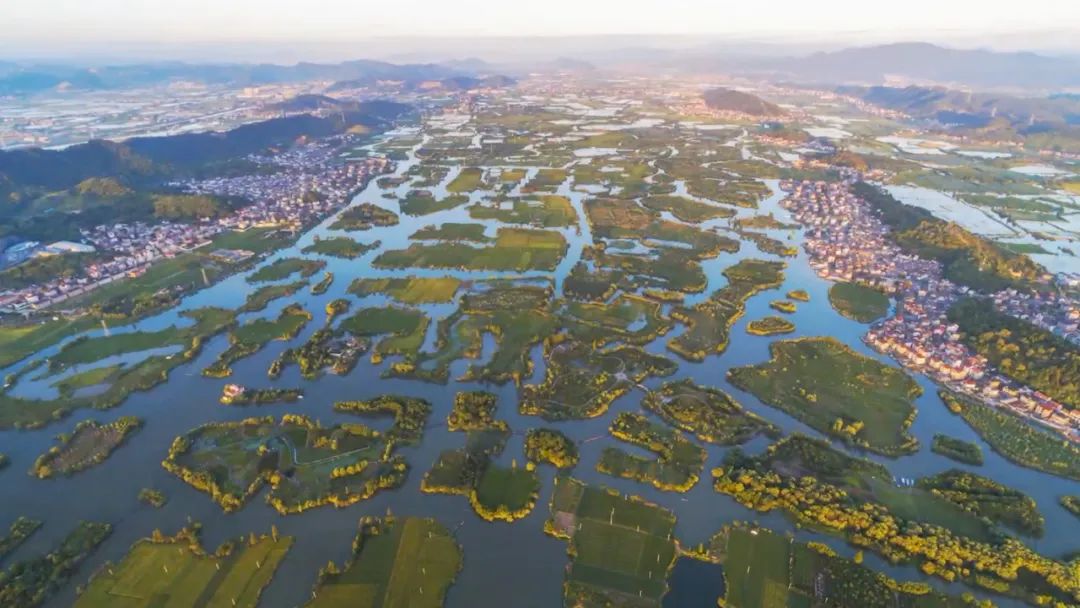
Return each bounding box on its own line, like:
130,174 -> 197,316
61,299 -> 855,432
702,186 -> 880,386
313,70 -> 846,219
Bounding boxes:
308,517 -> 461,608
374,228 -> 567,271
468,195 -> 577,227
74,534 -> 292,608
349,277 -> 462,304
548,479 -> 677,605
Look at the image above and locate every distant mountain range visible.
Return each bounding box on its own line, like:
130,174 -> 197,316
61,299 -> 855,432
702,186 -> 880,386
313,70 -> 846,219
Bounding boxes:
764,43 -> 1080,89
703,88 -> 783,116
840,85 -> 1080,130
0,100 -> 412,198
326,73 -> 515,93
0,59 -> 509,96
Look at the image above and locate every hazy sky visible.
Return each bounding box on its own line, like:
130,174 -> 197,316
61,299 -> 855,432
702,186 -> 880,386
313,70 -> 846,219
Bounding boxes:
2,0 -> 1079,60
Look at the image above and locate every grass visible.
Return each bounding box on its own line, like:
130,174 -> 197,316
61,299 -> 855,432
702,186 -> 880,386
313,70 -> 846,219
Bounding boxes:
410,223 -> 490,242
374,228 -> 567,272
302,237 -> 380,259
349,277 -> 462,304
468,195 -> 577,227
828,282 -> 890,323
0,316 -> 100,369
247,257 -> 325,283
307,517 -> 461,608
547,478 -> 677,605
233,305 -> 311,345
52,364 -> 124,396
640,195 -> 735,222
722,526 -> 791,608
728,337 -> 921,456
446,167 -> 485,193
471,465 -> 540,520
398,191 -> 470,216
74,532 -> 291,608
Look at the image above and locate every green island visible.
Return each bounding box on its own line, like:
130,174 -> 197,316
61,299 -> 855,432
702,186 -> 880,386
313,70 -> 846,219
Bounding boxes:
332,395 -> 432,445
302,236 -> 380,259
30,416 -> 142,478
349,276 -> 462,304
246,257 -> 325,283
422,391 -> 539,522
597,412 -> 706,492
203,303 -> 312,377
446,166 -> 486,192
374,227 -> 567,271
829,281 -> 891,323
585,197 -> 739,258
410,222 -> 489,242
713,435 -> 1080,603
640,194 -> 734,222
468,194 -> 577,227
328,203 -> 399,231
746,315 -> 795,335
0,308 -> 235,430
523,168 -> 567,191
769,299 -> 797,313
932,434 -> 985,466
668,258 -> 785,361
787,288 -> 810,301
0,520 -> 111,608
448,391 -> 508,432
310,271 -> 334,295
545,478 -> 678,607
162,414 -> 412,514
524,428 -> 579,469
392,282 -> 561,385
709,524 -> 982,608
948,297 -> 1080,410
239,279 -> 307,312
137,488 -> 166,508
1061,496 -> 1080,520
0,517 -> 42,562
219,385 -> 303,405
916,469 -> 1045,537
740,230 -> 799,257
306,516 -> 462,608
735,213 -> 798,230
561,293 -> 673,347
519,338 -> 677,420
728,337 -> 921,456
74,525 -> 291,608
941,390 -> 1080,481
399,189 -> 470,215
271,327 -> 365,379
642,378 -> 778,445
338,305 -> 428,364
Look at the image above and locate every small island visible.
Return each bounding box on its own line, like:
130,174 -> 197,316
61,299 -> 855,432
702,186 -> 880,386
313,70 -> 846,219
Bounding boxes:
769,299 -> 797,313
931,433 -> 984,466
828,281 -> 890,323
302,236 -> 380,259
746,315 -> 795,335
328,202 -> 399,231
1061,495 -> 1080,521
219,384 -> 303,405
642,378 -> 778,445
137,488 -> 167,508
31,417 -> 142,478
597,412 -> 706,492
524,428 -> 579,469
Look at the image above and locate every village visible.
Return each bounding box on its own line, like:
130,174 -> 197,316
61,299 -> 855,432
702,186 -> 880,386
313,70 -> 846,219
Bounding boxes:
0,140 -> 390,312
781,177 -> 1080,442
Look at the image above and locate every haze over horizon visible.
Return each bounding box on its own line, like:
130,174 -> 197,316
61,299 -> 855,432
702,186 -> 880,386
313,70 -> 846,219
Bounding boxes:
2,0 -> 1079,63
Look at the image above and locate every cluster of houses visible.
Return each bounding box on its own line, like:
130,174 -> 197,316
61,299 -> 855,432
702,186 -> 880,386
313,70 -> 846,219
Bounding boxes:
0,140 -> 390,312
780,178 -> 1080,442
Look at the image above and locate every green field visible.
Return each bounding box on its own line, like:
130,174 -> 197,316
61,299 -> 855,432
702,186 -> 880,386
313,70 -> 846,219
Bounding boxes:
828,282 -> 890,323
548,479 -> 677,606
468,195 -> 577,227
728,337 -> 921,455
349,277 -> 462,304
75,531 -> 291,608
247,257 -> 325,283
374,228 -> 567,271
410,223 -> 490,242
446,167 -> 485,192
307,517 -> 461,608
302,236 -> 380,259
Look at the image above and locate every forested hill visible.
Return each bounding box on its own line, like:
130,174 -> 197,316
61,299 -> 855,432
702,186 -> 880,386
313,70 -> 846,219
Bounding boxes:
703,88 -> 783,116
853,182 -> 1047,293
0,100 -> 412,198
